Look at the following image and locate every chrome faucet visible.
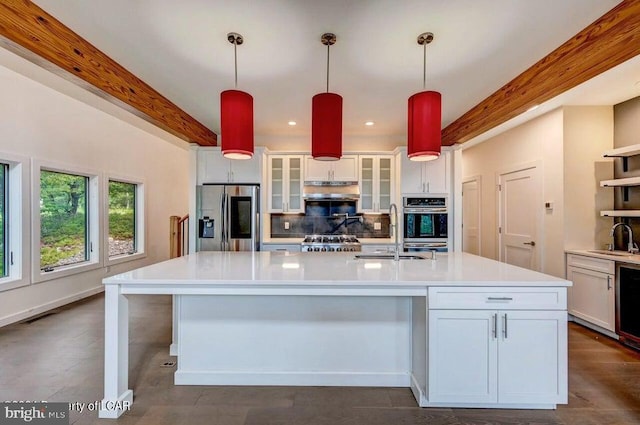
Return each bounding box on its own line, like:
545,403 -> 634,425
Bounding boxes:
389,203 -> 399,261
610,222 -> 639,254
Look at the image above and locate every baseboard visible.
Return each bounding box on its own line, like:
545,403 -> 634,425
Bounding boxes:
0,286 -> 104,327
409,373 -> 427,406
169,343 -> 178,356
570,315 -> 619,340
175,370 -> 410,387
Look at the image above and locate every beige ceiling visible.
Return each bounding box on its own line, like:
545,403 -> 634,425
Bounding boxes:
32,0 -> 623,145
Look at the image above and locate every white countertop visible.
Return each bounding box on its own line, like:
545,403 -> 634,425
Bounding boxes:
566,249 -> 640,265
104,251 -> 570,287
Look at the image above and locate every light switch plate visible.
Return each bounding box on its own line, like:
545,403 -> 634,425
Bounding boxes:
374,222 -> 382,230
284,222 -> 290,230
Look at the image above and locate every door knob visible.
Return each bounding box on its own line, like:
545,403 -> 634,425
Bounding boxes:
523,241 -> 536,246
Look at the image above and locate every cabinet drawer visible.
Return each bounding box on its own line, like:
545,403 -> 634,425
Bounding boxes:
428,287 -> 567,310
261,244 -> 301,252
566,254 -> 615,274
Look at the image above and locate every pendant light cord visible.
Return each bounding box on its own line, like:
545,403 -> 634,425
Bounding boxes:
326,43 -> 330,93
423,42 -> 426,90
234,41 -> 238,89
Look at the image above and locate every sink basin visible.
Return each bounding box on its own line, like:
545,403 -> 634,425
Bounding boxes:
587,250 -> 631,257
354,254 -> 425,260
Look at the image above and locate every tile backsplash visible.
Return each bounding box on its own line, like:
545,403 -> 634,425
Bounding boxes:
271,214 -> 391,238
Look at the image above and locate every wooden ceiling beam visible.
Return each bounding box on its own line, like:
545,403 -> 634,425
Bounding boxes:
0,0 -> 216,146
442,0 -> 640,146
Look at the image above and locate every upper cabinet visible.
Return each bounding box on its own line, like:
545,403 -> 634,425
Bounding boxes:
400,149 -> 450,194
197,147 -> 263,184
359,155 -> 394,213
268,155 -> 304,213
304,155 -> 358,182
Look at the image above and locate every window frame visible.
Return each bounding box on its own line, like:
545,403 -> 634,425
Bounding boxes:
104,174 -> 146,266
0,152 -> 30,292
32,160 -> 102,283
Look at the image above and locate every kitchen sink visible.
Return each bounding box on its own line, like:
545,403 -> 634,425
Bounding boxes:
587,250 -> 632,257
354,254 -> 425,260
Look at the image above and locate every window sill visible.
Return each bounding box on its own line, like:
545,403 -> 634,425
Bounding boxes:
0,276 -> 30,292
106,251 -> 146,266
33,260 -> 102,284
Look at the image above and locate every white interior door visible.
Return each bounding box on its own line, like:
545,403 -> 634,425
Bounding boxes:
462,178 -> 480,255
499,166 -> 540,271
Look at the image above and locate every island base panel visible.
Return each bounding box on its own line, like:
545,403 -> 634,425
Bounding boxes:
177,295 -> 412,386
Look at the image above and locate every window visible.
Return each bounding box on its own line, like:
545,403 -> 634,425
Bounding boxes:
40,170 -> 89,270
108,180 -> 136,257
105,176 -> 145,265
33,161 -> 100,282
0,153 -> 29,292
0,163 -> 7,277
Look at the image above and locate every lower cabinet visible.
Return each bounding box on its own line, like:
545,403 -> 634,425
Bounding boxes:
425,287 -> 568,407
428,309 -> 567,405
566,254 -> 616,333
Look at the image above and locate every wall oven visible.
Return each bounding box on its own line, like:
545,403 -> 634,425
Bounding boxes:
402,196 -> 448,252
617,264 -> 640,350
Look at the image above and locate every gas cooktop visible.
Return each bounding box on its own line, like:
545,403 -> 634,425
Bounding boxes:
301,234 -> 361,252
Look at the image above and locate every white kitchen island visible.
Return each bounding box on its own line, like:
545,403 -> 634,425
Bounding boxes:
99,251 -> 571,418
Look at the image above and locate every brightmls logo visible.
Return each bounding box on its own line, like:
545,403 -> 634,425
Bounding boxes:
4,406 -> 44,422
0,403 -> 68,425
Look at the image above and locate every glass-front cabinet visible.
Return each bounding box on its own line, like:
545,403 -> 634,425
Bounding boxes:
358,155 -> 393,213
268,155 -> 303,213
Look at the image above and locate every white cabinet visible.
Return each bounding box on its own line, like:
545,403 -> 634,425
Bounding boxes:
261,243 -> 302,252
427,287 -> 567,406
400,149 -> 449,194
197,147 -> 263,184
268,155 -> 303,213
566,253 -> 616,333
359,155 -> 394,213
304,155 -> 358,182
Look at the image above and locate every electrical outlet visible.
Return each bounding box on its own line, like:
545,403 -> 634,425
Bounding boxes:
374,222 -> 382,230
284,222 -> 290,230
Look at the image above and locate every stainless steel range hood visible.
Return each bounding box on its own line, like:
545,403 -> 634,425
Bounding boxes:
302,183 -> 360,200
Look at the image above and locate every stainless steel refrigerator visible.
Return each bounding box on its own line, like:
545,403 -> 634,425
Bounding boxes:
196,184 -> 260,252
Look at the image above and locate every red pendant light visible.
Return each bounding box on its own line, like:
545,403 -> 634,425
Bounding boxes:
221,32 -> 253,160
408,32 -> 441,161
312,33 -> 342,161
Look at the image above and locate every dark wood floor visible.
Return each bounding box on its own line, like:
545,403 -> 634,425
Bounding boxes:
1,294 -> 639,424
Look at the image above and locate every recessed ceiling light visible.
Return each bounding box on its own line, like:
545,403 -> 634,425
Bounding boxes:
365,121 -> 375,126
288,121 -> 297,126
526,105 -> 539,112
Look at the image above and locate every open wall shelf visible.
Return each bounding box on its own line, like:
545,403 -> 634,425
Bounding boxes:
603,144 -> 640,158
601,210 -> 640,218
600,176 -> 640,187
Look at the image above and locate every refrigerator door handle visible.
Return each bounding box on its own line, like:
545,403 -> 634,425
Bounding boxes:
251,186 -> 259,251
225,193 -> 231,251
220,191 -> 226,251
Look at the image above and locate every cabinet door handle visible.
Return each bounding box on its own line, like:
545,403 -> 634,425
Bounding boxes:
422,182 -> 425,192
503,314 -> 508,339
487,297 -> 513,301
427,182 -> 430,192
492,313 -> 497,339
523,241 -> 536,246
607,275 -> 612,290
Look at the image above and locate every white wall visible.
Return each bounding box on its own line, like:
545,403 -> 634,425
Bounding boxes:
461,109 -> 565,277
461,106 -> 614,278
563,106 -> 613,250
0,48 -> 189,326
